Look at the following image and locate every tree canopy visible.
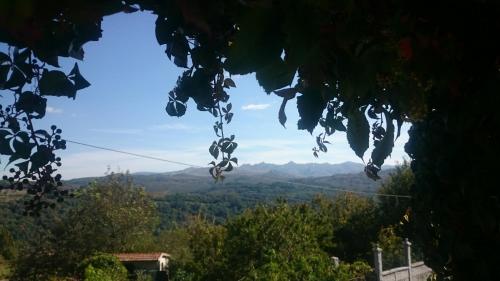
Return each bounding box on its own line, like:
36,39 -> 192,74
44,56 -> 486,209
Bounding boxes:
1,1 -> 500,280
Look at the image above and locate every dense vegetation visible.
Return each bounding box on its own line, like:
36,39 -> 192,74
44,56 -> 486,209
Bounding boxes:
0,166 -> 418,280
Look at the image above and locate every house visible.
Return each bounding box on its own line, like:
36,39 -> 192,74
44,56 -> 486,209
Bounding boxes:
114,252 -> 170,278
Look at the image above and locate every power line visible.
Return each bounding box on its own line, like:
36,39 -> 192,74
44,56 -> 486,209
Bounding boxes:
65,139 -> 205,168
264,177 -> 411,199
64,139 -> 411,199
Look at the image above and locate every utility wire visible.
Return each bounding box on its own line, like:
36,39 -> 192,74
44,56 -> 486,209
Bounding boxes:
65,139 -> 411,199
263,177 -> 412,199
65,139 -> 205,168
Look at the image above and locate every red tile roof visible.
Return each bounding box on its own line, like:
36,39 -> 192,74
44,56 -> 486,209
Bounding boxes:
114,252 -> 169,262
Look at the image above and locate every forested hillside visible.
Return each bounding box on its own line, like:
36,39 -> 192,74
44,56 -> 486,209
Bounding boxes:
0,164 -> 413,281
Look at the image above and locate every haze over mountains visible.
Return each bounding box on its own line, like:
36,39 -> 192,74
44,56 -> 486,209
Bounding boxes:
66,161 -> 395,196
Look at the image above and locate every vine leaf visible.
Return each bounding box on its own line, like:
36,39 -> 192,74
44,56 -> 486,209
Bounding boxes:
347,107 -> 369,159
209,141 -> 219,159
15,91 -> 47,118
371,112 -> 395,167
39,70 -> 76,98
223,78 -> 236,88
165,100 -> 187,117
0,130 -> 13,155
68,63 -> 91,90
29,146 -> 53,172
278,98 -> 288,127
4,67 -> 26,89
297,87 -> 327,134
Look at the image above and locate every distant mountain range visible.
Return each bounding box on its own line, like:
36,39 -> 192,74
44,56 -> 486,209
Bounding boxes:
65,162 -> 395,196
174,161 -> 371,178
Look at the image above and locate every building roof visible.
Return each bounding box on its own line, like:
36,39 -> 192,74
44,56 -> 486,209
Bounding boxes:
114,252 -> 170,262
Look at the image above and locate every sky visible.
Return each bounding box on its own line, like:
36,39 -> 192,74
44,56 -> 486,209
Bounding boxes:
1,12 -> 410,179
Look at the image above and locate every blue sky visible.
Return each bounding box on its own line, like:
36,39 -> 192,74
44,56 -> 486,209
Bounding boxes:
2,12 -> 410,179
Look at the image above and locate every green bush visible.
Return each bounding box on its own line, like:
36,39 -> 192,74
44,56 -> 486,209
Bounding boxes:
79,253 -> 128,281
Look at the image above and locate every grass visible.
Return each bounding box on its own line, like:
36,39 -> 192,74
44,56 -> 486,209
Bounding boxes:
0,255 -> 11,280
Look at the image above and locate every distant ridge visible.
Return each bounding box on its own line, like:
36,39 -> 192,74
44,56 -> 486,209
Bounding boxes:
144,161 -> 378,178
66,162 -> 395,195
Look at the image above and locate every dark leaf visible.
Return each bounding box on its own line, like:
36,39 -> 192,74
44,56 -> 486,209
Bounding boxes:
347,107 -> 370,159
274,87 -> 297,99
221,141 -> 237,154
225,162 -> 234,172
256,58 -> 296,93
367,106 -> 379,119
15,161 -> 29,174
34,130 -> 50,139
371,113 -> 395,167
15,91 -> 47,118
297,88 -> 327,133
0,52 -> 10,63
174,56 -> 188,68
332,118 -> 347,132
170,34 -> 189,68
279,98 -> 288,128
13,134 -> 35,159
223,78 -> 236,88
0,65 -> 10,88
209,141 -> 219,159
209,167 -> 216,178
13,48 -> 30,65
29,146 -> 53,172
396,118 -> 403,139
217,160 -> 229,169
165,100 -> 187,117
155,16 -> 172,45
0,130 -> 13,155
69,44 -> 85,60
7,117 -> 20,133
226,113 -> 233,124
4,67 -> 26,89
68,63 -> 91,90
224,8 -> 283,75
230,157 -> 238,165
39,70 -> 76,98
364,163 -> 381,180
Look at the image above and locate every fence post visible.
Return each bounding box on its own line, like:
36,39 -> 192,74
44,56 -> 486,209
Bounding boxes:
404,238 -> 412,281
331,256 -> 340,268
373,244 -> 383,281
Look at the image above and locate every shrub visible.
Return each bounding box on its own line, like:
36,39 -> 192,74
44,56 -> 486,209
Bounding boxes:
79,253 -> 128,281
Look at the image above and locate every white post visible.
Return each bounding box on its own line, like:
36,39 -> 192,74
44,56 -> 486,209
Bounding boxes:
373,244 -> 383,281
404,238 -> 412,281
331,256 -> 340,268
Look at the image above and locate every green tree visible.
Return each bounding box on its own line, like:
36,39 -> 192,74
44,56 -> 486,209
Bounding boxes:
11,175 -> 159,280
80,253 -> 128,281
314,194 -> 379,262
220,203 -> 335,281
0,226 -> 16,260
377,162 -> 413,228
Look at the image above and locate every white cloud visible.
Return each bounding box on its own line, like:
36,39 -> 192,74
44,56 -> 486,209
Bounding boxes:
241,103 -> 271,111
46,106 -> 63,114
